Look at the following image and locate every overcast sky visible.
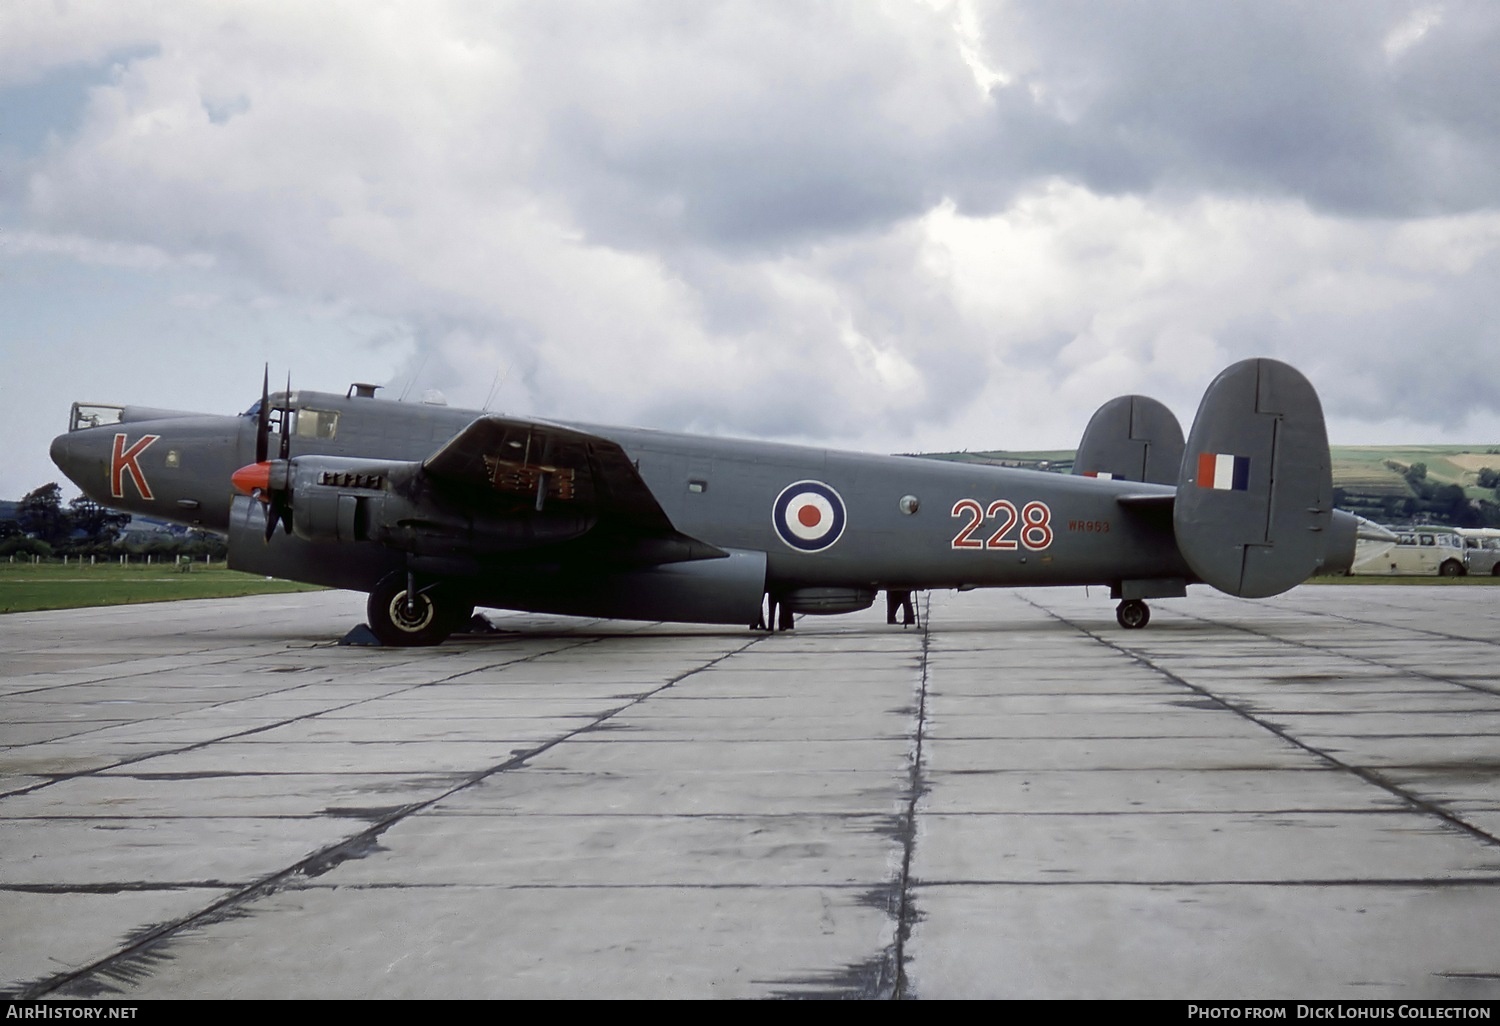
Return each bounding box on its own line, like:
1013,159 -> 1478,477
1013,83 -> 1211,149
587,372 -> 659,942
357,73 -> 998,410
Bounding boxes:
4,1 -> 1500,500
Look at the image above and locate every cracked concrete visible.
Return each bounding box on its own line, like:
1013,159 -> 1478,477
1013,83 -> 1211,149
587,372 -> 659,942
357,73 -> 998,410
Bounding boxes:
2,585 -> 1499,998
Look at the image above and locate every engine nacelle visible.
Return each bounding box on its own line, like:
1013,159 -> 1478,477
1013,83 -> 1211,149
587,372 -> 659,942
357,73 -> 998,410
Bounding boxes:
284,456 -> 415,544
283,456 -> 595,554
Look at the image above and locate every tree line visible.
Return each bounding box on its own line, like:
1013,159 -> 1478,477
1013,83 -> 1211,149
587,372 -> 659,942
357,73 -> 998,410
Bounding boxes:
1,484 -> 228,559
1333,462 -> 1500,529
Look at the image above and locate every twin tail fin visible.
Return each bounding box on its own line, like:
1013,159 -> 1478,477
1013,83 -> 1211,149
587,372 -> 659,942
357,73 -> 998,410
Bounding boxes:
1081,359 -> 1354,597
1172,358 -> 1338,597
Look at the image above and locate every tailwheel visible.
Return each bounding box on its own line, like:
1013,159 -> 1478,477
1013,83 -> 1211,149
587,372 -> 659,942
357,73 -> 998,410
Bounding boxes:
1115,599 -> 1150,630
368,572 -> 459,647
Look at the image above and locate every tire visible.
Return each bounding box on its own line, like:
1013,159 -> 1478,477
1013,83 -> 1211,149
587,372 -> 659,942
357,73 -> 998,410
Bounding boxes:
367,573 -> 456,647
1439,560 -> 1465,578
1115,599 -> 1150,630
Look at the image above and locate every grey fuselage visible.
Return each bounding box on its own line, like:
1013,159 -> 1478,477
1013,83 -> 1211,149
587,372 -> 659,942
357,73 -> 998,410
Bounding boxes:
51,388 -> 1193,612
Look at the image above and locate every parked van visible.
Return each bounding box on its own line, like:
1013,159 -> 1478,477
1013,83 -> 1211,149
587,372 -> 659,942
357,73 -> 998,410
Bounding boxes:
1458,528 -> 1500,575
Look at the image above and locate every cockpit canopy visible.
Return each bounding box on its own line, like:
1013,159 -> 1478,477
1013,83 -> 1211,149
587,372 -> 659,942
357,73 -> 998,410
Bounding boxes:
69,403 -> 125,432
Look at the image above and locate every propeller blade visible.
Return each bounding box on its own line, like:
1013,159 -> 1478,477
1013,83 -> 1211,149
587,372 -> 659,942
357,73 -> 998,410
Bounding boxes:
232,457 -> 292,542
264,494 -> 287,541
256,365 -> 270,464
271,491 -> 294,539
238,369 -> 295,542
279,372 -> 292,461
238,370 -> 295,543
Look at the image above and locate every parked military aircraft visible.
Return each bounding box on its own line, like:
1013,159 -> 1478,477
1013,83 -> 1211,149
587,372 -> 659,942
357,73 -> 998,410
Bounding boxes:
49,358 -> 1359,645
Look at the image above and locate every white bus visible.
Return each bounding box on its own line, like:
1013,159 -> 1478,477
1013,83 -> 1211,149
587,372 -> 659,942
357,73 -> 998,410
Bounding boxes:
1351,526 -> 1469,577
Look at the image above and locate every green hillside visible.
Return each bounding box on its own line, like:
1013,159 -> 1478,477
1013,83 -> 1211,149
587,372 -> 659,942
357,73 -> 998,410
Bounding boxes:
1330,446 -> 1500,500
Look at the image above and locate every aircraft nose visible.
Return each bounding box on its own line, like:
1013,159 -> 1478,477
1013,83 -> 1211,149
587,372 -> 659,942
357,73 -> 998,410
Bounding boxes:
49,432 -> 78,477
50,429 -> 105,499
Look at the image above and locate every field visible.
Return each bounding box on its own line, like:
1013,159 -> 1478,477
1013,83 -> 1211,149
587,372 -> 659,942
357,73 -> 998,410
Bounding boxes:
0,560 -> 324,614
1330,445 -> 1500,500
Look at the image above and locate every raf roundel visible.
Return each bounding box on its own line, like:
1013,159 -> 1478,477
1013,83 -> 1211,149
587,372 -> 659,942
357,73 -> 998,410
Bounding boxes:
772,480 -> 847,553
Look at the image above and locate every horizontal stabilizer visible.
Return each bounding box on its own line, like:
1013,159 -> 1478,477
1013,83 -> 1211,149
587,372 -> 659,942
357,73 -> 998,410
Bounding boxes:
1115,492 -> 1175,510
1173,358 -> 1334,597
1356,517 -> 1398,542
1074,395 -> 1184,484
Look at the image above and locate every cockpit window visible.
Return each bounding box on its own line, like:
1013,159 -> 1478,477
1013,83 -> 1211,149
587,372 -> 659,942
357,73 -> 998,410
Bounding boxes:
70,404 -> 125,432
242,401 -> 337,441
294,408 -> 339,440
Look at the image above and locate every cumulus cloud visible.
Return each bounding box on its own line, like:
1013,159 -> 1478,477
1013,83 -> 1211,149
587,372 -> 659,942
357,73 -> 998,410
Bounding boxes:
960,1 -> 1500,216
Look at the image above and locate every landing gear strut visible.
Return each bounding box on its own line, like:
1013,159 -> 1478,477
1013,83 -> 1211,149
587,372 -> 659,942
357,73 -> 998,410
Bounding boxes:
885,589 -> 918,627
1115,599 -> 1150,630
757,593 -> 795,632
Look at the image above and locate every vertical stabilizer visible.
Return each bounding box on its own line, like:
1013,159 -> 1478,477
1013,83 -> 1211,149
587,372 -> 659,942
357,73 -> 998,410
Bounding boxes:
1074,395 -> 1184,484
1173,359 -> 1334,597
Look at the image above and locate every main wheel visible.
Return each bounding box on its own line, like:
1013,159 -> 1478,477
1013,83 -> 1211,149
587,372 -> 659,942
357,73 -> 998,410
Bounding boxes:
367,573 -> 457,647
1115,599 -> 1150,630
1439,560 -> 1465,578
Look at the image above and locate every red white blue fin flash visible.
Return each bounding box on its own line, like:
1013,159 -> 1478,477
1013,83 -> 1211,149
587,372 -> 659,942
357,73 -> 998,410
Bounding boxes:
1196,452 -> 1251,491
